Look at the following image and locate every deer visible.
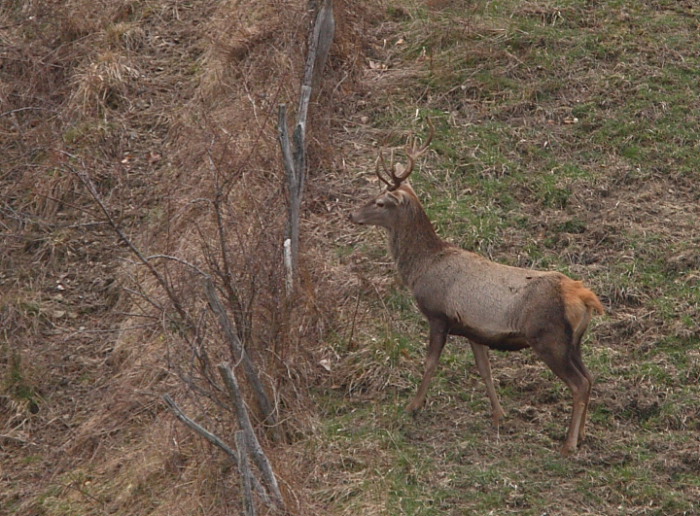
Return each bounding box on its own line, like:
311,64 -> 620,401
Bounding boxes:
348,121 -> 604,455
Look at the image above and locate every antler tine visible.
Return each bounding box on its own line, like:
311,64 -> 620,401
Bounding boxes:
393,118 -> 436,185
375,130 -> 400,189
375,150 -> 394,189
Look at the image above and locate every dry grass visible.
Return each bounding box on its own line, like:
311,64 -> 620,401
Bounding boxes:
2,0 -> 384,513
69,50 -> 141,114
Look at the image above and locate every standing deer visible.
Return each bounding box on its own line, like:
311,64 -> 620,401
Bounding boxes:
349,122 -> 604,455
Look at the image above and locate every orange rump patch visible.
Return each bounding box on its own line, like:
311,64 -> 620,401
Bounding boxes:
561,277 -> 604,333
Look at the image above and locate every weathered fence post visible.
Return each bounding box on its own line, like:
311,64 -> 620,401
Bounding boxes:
278,0 -> 335,294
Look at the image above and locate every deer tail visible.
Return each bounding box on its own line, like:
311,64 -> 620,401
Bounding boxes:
561,277 -> 604,344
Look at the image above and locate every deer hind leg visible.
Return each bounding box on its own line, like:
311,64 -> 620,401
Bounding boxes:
470,342 -> 505,426
407,318 -> 447,414
532,339 -> 591,456
571,346 -> 593,442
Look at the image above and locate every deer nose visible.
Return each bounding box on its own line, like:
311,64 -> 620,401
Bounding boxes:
348,212 -> 362,224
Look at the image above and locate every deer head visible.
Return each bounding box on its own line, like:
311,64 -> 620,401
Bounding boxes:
349,120 -> 435,228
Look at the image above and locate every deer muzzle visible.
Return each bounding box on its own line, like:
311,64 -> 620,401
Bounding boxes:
348,211 -> 363,225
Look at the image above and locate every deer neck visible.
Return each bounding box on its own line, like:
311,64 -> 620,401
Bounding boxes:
387,203 -> 447,287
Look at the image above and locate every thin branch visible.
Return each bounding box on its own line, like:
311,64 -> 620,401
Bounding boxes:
162,394 -> 271,506
120,285 -> 164,313
204,278 -> 280,440
218,363 -> 285,511
203,147 -> 255,345
144,254 -> 208,277
70,164 -> 192,327
346,288 -> 362,349
0,106 -> 58,118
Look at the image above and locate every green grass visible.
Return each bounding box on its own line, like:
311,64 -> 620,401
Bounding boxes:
324,0 -> 700,514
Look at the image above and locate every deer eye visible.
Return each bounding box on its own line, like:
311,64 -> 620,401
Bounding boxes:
375,199 -> 385,208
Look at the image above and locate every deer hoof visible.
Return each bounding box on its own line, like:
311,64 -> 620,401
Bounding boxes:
406,401 -> 422,416
560,444 -> 576,457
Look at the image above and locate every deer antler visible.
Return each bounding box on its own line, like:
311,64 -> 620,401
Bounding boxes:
375,119 -> 435,191
375,150 -> 394,189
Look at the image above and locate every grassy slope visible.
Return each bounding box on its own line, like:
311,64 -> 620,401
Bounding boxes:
2,0 -> 698,514
320,1 -> 699,514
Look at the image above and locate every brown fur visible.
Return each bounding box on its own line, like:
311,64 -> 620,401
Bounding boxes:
350,181 -> 604,455
561,277 -> 604,342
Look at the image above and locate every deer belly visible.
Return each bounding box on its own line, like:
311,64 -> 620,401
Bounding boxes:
447,321 -> 530,351
414,278 -> 530,350
444,296 -> 529,350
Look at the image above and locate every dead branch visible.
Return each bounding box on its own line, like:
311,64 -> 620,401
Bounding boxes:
219,363 -> 285,511
204,278 -> 280,441
235,430 -> 257,516
70,165 -> 193,328
277,0 -> 335,294
162,394 -> 272,506
301,0 -> 335,106
144,254 -> 208,277
277,104 -> 302,295
202,152 -> 254,345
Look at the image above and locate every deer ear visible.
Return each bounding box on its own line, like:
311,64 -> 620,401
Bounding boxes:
385,191 -> 402,205
389,188 -> 416,205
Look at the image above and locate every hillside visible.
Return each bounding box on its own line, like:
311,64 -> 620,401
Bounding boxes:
2,1 -> 699,515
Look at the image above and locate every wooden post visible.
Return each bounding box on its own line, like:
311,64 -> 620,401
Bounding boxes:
278,0 -> 335,294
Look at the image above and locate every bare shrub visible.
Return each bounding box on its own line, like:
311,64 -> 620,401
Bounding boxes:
2,0 -> 375,512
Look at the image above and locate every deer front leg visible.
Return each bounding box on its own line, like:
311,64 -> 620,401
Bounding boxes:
470,342 -> 506,426
407,318 -> 447,414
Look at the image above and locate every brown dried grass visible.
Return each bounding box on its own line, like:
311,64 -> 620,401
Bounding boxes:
3,0 -> 385,513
